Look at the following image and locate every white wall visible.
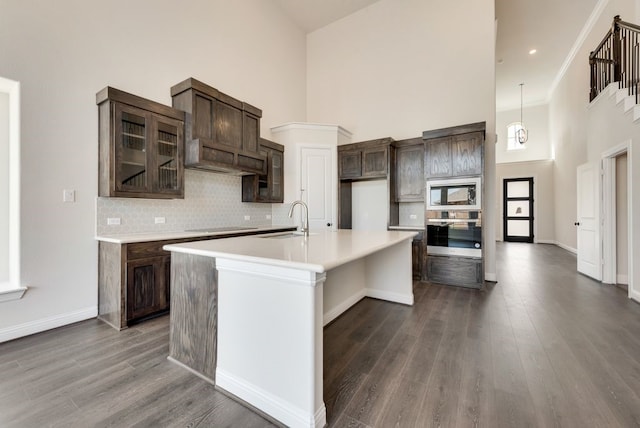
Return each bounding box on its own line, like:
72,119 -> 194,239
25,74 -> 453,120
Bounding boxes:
0,92 -> 8,283
0,0 -> 307,334
496,104 -> 552,163
306,0 -> 497,279
549,0 -> 635,250
352,180 -> 388,231
495,160 -> 555,243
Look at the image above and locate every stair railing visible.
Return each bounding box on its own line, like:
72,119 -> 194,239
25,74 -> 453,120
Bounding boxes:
590,15 -> 640,102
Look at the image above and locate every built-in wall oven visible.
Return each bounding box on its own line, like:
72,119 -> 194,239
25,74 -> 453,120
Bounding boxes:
425,176 -> 482,258
426,210 -> 482,257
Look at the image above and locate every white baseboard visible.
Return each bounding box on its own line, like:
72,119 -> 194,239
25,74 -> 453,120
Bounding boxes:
0,306 -> 97,343
617,274 -> 629,285
630,288 -> 640,304
323,289 -> 366,326
365,288 -> 413,306
535,239 -> 556,245
216,368 -> 326,428
554,241 -> 578,254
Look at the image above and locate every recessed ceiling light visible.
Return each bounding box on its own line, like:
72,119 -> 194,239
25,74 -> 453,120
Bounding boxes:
529,49 -> 537,55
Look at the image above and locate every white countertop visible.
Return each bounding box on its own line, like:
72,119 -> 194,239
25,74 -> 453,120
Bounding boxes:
95,225 -> 296,244
164,229 -> 418,273
388,225 -> 424,231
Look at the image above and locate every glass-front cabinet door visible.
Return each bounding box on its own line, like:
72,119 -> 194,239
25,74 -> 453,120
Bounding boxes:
115,104 -> 148,193
154,115 -> 183,196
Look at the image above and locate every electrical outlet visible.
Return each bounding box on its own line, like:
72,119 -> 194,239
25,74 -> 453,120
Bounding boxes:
63,189 -> 75,203
266,214 -> 272,220
107,217 -> 121,225
244,215 -> 251,221
155,217 -> 166,224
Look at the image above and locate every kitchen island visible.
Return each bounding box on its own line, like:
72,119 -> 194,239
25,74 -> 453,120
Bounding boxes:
164,229 -> 417,428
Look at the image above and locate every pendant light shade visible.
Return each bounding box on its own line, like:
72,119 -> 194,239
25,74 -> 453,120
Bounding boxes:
517,83 -> 528,144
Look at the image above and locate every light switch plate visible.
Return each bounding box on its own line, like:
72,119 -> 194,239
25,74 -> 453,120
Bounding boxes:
266,214 -> 272,220
244,215 -> 251,221
410,214 -> 417,220
155,217 -> 166,224
63,189 -> 75,203
107,217 -> 121,225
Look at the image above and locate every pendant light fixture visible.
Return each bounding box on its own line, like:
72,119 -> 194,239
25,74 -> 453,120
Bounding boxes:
516,83 -> 528,144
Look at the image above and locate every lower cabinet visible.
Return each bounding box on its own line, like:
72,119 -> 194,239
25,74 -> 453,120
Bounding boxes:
425,254 -> 483,288
126,256 -> 170,322
412,233 -> 423,280
98,227 -> 296,330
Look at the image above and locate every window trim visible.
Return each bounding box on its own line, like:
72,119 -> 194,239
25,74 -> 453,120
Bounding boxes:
0,76 -> 26,302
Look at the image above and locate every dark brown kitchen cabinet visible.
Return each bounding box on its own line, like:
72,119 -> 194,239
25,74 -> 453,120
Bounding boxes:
98,227 -> 297,330
242,139 -> 284,203
97,87 -> 185,199
412,232 -> 424,280
337,138 -> 392,180
339,150 -> 362,179
425,255 -> 483,289
170,78 -> 266,175
126,256 -> 169,322
423,123 -> 484,179
395,144 -> 425,202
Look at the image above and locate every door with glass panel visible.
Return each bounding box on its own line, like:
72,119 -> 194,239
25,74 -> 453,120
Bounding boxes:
503,178 -> 534,243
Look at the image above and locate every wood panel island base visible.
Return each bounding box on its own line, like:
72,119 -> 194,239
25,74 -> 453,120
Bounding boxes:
164,229 -> 417,428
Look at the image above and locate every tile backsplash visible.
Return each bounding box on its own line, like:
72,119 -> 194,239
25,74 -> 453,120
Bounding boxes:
96,169 -> 292,235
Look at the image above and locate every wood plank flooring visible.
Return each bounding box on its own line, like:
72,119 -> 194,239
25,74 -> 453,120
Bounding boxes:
2,242 -> 640,427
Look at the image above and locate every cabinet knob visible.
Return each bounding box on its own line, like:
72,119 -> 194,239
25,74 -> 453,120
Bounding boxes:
327,222 -> 332,227
574,222 -> 580,226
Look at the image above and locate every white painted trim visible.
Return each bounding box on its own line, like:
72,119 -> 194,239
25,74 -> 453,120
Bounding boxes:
601,140 -> 634,297
323,289 -> 365,326
602,156 -> 617,284
536,239 -> 556,245
485,272 -> 497,282
0,76 -> 25,300
548,0 -> 611,101
216,368 -> 327,428
0,306 -> 97,343
618,274 -> 629,285
365,288 -> 413,306
555,241 -> 578,254
0,283 -> 27,302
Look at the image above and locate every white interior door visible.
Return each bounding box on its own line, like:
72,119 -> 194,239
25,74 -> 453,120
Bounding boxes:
576,162 -> 601,280
300,147 -> 334,231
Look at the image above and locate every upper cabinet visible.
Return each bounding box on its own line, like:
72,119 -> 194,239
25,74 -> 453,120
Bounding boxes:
170,78 -> 266,175
97,87 -> 185,199
338,137 -> 393,180
423,123 -> 485,179
394,142 -> 425,202
242,139 -> 284,203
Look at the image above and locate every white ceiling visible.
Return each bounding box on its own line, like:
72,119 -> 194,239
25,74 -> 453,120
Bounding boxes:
274,0 -> 383,33
276,0 -> 603,112
495,0 -> 600,111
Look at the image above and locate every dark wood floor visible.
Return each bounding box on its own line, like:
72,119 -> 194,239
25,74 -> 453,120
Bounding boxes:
2,242 -> 640,427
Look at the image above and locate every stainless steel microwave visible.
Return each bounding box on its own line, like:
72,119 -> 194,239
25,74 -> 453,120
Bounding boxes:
426,177 -> 481,211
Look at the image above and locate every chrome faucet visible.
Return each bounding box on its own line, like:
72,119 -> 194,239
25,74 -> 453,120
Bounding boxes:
288,200 -> 309,237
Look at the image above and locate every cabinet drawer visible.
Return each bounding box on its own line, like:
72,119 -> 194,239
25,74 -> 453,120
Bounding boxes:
127,241 -> 168,260
426,255 -> 482,288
